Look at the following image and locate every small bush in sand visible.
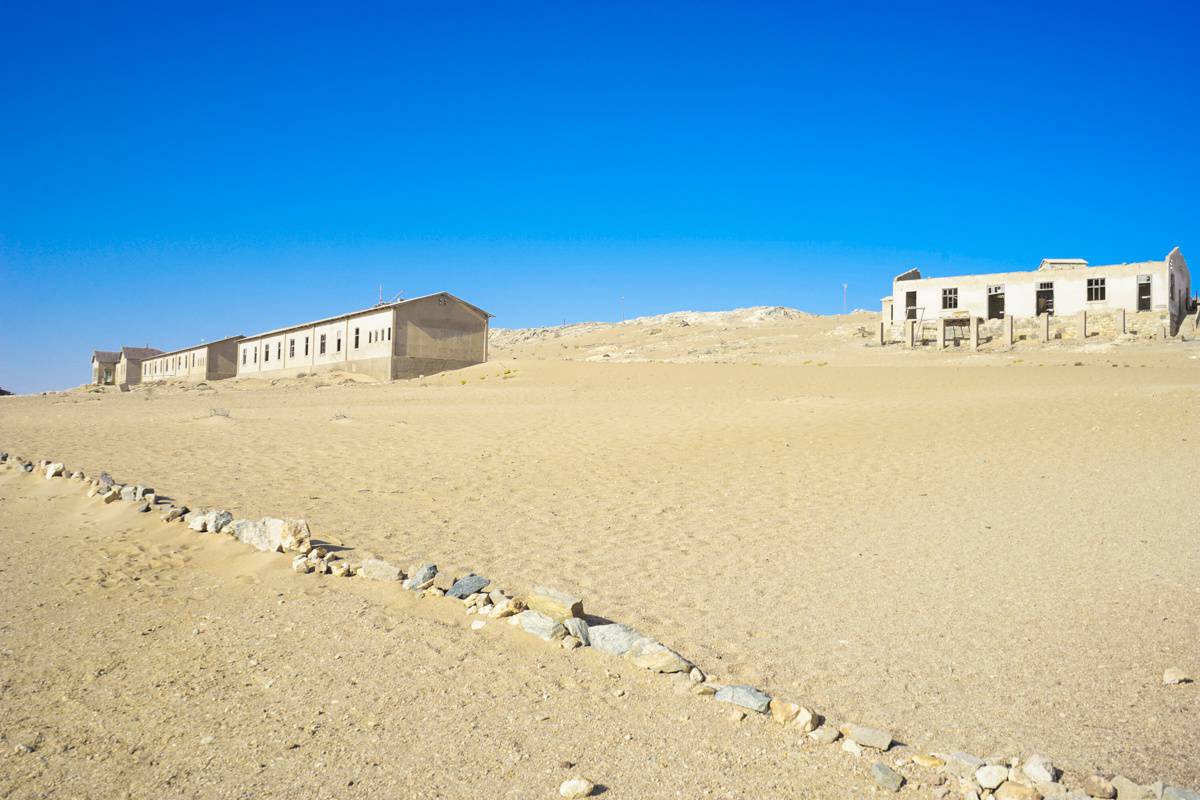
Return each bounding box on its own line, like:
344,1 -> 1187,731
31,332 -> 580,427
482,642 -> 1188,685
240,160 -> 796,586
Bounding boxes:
209,408 -> 230,418
332,412 -> 349,422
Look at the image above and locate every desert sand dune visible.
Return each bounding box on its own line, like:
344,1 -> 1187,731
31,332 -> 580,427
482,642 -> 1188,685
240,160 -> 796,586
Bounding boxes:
2,310 -> 1198,793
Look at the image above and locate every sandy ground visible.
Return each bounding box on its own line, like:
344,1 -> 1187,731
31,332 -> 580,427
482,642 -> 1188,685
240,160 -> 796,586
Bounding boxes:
0,470 -> 885,799
1,309 -> 1198,792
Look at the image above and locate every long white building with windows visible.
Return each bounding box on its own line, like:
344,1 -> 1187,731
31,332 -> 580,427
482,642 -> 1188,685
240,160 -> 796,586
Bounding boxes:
882,247 -> 1190,334
235,292 -> 491,381
90,291 -> 491,387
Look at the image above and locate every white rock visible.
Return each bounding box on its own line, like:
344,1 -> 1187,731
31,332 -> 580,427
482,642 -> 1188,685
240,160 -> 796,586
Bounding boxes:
1023,754 -> 1058,784
470,620 -> 486,630
842,738 -> 864,757
1163,667 -> 1192,685
559,777 -> 594,798
976,764 -> 1009,790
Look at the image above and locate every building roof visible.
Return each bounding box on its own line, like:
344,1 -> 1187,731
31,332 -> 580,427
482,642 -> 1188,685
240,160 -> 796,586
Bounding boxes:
142,335 -> 245,361
896,249 -> 1179,284
121,346 -> 164,361
1037,258 -> 1089,271
238,292 -> 493,342
92,350 -> 120,363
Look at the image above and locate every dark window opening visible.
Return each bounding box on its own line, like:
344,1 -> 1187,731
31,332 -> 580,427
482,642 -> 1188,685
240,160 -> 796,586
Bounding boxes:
941,288 -> 958,310
1087,277 -> 1106,302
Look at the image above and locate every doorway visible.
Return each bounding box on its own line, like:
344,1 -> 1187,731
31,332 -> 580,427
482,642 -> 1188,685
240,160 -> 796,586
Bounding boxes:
905,291 -> 917,320
1036,282 -> 1055,315
987,285 -> 1006,319
1137,276 -> 1151,311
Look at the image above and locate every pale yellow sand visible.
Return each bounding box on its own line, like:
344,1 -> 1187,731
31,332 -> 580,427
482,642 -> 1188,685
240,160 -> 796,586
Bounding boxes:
2,309 -> 1198,788
0,471 -> 880,798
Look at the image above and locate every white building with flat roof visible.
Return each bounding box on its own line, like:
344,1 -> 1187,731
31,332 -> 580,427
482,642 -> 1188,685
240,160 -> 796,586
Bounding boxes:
882,247 -> 1190,334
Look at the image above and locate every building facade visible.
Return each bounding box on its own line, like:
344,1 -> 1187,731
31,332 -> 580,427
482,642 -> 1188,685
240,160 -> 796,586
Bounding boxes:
91,351 -> 119,385
235,293 -> 491,381
112,347 -> 164,387
140,336 -> 244,383
883,247 -> 1191,334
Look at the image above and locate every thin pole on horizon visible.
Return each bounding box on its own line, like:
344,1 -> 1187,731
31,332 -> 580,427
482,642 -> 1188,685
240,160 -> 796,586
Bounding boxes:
843,283 -> 848,315
620,295 -> 625,323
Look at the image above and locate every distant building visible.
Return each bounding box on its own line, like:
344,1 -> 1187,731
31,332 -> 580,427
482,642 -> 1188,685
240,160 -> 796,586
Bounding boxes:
91,350 -> 120,386
235,293 -> 491,381
882,247 -> 1190,334
106,347 -> 164,388
140,336 -> 244,383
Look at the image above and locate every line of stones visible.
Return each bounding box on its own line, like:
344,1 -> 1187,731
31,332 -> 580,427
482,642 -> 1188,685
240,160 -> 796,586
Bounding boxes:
1,451 -> 1194,800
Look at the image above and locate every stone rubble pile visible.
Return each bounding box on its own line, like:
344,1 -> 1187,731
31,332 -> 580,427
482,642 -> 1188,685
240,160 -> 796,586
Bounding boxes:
5,449 -> 1198,800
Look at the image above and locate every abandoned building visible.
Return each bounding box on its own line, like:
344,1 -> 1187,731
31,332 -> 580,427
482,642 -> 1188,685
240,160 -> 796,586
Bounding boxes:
234,293 -> 491,381
87,292 -> 491,387
90,346 -> 165,387
882,247 -> 1191,335
91,350 -> 120,386
140,336 -> 244,384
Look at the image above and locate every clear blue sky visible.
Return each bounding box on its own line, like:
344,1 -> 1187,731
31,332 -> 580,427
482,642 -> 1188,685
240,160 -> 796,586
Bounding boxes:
2,2 -> 1197,392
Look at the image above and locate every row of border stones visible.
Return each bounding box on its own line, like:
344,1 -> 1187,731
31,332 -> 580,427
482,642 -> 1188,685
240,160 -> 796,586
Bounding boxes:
2,449 -> 1195,800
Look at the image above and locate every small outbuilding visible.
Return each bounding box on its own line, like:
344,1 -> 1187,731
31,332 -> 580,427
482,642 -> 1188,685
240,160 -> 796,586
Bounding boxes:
91,350 -> 120,386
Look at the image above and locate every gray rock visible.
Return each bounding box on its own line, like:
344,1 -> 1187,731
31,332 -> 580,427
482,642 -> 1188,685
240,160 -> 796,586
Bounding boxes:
403,563 -> 437,590
516,610 -> 566,641
843,724 -> 892,751
137,502 -> 150,513
134,485 -> 154,500
872,762 -> 905,792
359,558 -> 403,581
447,574 -> 490,599
120,484 -> 138,501
0,452 -> 8,462
21,461 -> 34,473
589,623 -> 649,656
186,511 -> 210,532
563,617 -> 590,645
1163,789 -> 1200,800
1023,754 -> 1058,784
209,510 -> 233,533
714,684 -> 771,713
98,472 -> 114,490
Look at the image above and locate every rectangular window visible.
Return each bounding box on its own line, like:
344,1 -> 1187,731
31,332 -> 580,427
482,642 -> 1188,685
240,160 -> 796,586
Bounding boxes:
319,334 -> 326,355
387,326 -> 391,341
1087,277 -> 1106,302
276,342 -> 281,360
304,336 -> 309,356
336,333 -> 342,353
289,339 -> 295,358
941,287 -> 958,310
253,346 -> 257,363
242,349 -> 247,365
264,345 -> 269,362
354,328 -> 360,348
